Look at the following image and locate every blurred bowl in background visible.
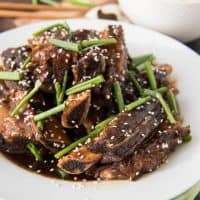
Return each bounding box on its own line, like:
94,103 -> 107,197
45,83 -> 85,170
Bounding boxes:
118,0 -> 200,42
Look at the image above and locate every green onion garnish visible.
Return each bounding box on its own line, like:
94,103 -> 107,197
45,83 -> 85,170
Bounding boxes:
27,143 -> 42,161
145,61 -> 157,90
11,80 -> 42,117
125,96 -> 151,111
34,103 -> 65,122
130,54 -> 155,70
167,90 -> 178,113
0,71 -> 22,81
143,89 -> 176,124
54,116 -> 113,159
95,115 -> 115,130
157,87 -> 168,94
39,0 -> 59,6
32,0 -> 38,5
66,75 -> 105,95
54,82 -> 61,105
50,38 -> 80,52
58,71 -> 68,105
33,22 -> 70,36
128,71 -> 143,95
113,81 -> 125,112
81,38 -> 117,48
20,56 -> 31,70
183,134 -> 192,143
37,121 -> 44,131
54,128 -> 101,159
54,167 -> 69,179
66,0 -> 95,7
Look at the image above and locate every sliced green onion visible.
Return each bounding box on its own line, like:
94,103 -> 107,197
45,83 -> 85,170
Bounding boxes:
32,0 -> 38,5
167,90 -> 178,113
66,0 -> 95,7
34,103 -> 65,122
95,115 -> 115,130
128,71 -> 143,95
125,96 -> 151,111
58,71 -> 68,105
50,38 -> 80,52
33,22 -> 70,36
54,116 -> 112,159
20,56 -> 31,70
143,89 -> 176,124
113,81 -> 125,112
183,134 -> 192,143
11,80 -> 42,117
54,167 -> 69,179
66,75 -> 105,95
157,87 -> 168,94
27,143 -> 42,161
54,82 -> 61,105
143,87 -> 167,96
37,121 -> 44,131
0,71 -> 22,81
39,0 -> 59,6
130,54 -> 155,70
81,38 -> 117,48
145,61 -> 157,90
54,128 -> 101,159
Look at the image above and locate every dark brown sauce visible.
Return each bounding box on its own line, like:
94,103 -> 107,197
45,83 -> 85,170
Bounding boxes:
2,152 -> 92,181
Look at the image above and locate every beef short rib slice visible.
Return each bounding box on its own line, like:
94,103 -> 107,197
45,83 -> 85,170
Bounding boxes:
58,99 -> 165,174
58,146 -> 102,174
0,105 -> 37,154
93,125 -> 190,180
62,90 -> 91,128
91,99 -> 164,163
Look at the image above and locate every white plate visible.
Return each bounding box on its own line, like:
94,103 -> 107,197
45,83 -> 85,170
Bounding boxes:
0,19 -> 199,200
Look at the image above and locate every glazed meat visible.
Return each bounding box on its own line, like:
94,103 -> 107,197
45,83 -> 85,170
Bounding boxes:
0,22 -> 191,181
57,99 -> 165,174
93,125 -> 190,180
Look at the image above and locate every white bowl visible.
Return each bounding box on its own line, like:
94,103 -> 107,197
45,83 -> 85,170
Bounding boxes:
0,19 -> 200,200
119,0 -> 200,42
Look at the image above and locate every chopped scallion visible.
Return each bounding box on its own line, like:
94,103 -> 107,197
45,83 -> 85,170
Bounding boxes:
58,71 -> 68,105
130,54 -> 155,70
37,121 -> 44,131
50,38 -> 80,52
54,128 -> 101,159
95,115 -> 115,130
145,61 -> 157,90
27,143 -> 42,161
54,116 -> 112,159
34,103 -> 65,122
113,81 -> 125,112
125,96 -> 151,111
11,80 -> 42,116
66,75 -> 105,95
20,56 -> 31,70
32,0 -> 38,5
0,71 -> 22,81
128,71 -> 143,95
33,22 -> 70,36
66,0 -> 95,7
167,90 -> 178,113
55,82 -> 61,105
54,167 -> 69,179
39,0 -> 59,6
143,89 -> 176,124
183,134 -> 192,143
81,38 -> 117,48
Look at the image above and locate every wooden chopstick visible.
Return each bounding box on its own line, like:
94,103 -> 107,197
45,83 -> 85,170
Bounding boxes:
0,10 -> 84,19
0,2 -> 90,12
